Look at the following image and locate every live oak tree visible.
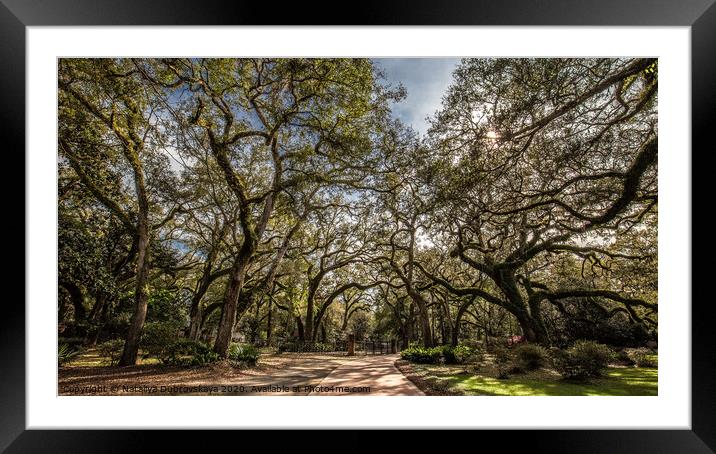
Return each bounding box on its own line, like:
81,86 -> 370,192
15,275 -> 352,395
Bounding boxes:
311,266 -> 385,342
58,196 -> 119,329
155,138 -> 246,342
421,58 -> 658,343
378,180 -> 437,347
134,58 -> 402,356
298,204 -> 384,340
59,59 -> 182,365
57,57 -> 659,364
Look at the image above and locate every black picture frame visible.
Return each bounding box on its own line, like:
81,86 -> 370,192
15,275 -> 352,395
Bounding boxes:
3,0 -> 713,451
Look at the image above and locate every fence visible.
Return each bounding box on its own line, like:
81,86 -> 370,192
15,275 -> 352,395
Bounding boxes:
355,340 -> 393,355
277,338 -> 398,355
278,340 -> 349,353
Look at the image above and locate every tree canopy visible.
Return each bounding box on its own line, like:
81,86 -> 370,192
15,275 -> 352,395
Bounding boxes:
58,58 -> 658,364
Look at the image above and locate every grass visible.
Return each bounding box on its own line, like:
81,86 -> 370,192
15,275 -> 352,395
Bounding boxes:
406,363 -> 657,396
65,345 -> 658,396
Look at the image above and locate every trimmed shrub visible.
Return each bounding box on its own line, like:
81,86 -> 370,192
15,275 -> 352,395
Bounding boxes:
400,346 -> 443,364
97,339 -> 125,366
514,344 -> 549,371
552,340 -> 614,380
401,344 -> 483,365
159,339 -> 218,366
624,347 -> 657,367
228,343 -> 260,366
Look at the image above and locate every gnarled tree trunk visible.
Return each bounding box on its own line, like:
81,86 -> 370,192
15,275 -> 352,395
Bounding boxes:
119,209 -> 150,366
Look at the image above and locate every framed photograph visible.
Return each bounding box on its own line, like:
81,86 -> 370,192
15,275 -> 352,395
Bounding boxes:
6,0 -> 713,450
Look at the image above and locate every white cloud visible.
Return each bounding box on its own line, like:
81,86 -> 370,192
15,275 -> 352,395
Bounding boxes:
374,58 -> 459,134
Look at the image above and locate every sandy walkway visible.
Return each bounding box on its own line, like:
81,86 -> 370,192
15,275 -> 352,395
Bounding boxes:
309,354 -> 424,396
59,353 -> 354,396
58,353 -> 422,396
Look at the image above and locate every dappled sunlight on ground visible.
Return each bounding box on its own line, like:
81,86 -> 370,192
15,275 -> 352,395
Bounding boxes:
59,353 -> 361,395
310,354 -> 423,396
59,348 -> 655,397
405,362 -> 658,396
59,352 -> 382,396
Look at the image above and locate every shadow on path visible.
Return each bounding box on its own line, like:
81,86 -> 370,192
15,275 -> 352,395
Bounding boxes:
58,353 -> 423,396
310,354 -> 424,396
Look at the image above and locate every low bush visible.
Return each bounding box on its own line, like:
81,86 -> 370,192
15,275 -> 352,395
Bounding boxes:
97,339 -> 125,366
400,346 -> 443,364
624,347 -> 657,367
313,342 -> 333,353
441,345 -> 458,364
514,344 -> 549,371
492,347 -> 514,379
614,348 -> 635,366
140,321 -> 183,358
58,342 -> 80,365
552,340 -> 614,380
59,337 -> 86,349
401,344 -> 483,365
278,341 -> 335,353
228,343 -> 260,366
159,339 -> 218,366
441,345 -> 481,364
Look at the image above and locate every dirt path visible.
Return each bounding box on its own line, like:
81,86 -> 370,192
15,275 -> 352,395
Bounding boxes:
222,355 -> 349,395
59,353 -> 421,396
309,354 -> 424,396
59,353 -> 355,395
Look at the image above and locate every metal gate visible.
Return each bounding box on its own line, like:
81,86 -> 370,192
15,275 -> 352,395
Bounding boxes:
355,340 -> 396,355
277,339 -> 398,355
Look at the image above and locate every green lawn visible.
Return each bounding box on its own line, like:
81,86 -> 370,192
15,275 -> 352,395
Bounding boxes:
410,364 -> 657,396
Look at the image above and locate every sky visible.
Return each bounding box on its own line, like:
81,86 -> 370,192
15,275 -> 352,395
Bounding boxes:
373,58 -> 460,134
